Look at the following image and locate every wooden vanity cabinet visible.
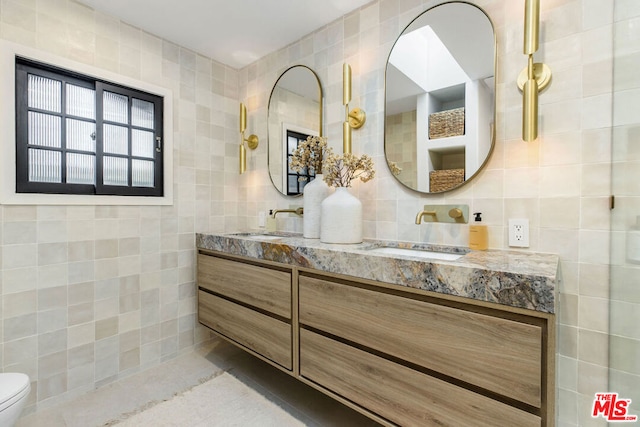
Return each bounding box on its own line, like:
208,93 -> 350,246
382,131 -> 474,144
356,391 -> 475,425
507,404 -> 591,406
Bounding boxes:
197,251 -> 293,370
298,271 -> 554,426
196,251 -> 555,427
300,329 -> 540,427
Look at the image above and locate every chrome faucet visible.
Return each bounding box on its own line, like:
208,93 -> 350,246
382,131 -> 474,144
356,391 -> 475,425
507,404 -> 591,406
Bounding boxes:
415,209 -> 437,224
272,207 -> 304,217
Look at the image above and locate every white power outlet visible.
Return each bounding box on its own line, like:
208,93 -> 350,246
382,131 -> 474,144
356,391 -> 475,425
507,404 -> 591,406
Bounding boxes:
258,211 -> 266,227
509,219 -> 530,248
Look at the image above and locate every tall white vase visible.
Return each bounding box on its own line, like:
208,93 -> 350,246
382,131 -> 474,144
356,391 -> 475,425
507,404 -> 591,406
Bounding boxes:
303,174 -> 331,239
320,187 -> 362,244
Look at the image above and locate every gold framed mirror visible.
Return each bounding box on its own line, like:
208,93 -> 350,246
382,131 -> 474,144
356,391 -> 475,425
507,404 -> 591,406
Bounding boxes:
384,1 -> 496,194
267,65 -> 323,196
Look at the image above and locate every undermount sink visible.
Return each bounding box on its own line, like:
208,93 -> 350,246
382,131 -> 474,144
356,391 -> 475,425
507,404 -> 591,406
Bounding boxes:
368,246 -> 464,261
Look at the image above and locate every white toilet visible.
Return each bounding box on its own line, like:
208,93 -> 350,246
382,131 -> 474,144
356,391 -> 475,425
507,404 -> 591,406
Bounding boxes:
0,373 -> 30,427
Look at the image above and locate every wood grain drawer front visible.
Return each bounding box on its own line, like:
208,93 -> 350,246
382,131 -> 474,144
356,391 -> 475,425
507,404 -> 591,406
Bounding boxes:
299,276 -> 543,408
197,254 -> 291,319
198,291 -> 292,369
300,330 -> 540,427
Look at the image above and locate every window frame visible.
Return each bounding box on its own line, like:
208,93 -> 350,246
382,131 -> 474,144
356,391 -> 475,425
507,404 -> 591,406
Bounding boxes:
0,40 -> 173,206
15,58 -> 164,197
285,129 -> 315,196
94,81 -> 164,197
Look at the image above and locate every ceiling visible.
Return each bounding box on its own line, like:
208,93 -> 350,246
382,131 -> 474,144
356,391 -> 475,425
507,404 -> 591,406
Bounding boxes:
77,0 -> 373,69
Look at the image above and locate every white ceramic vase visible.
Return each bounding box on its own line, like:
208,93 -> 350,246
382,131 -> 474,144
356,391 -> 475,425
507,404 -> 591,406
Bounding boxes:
303,174 -> 331,239
320,187 -> 362,244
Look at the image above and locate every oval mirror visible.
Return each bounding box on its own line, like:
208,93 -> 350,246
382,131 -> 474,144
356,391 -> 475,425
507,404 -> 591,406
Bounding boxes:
384,2 -> 496,193
268,65 -> 323,196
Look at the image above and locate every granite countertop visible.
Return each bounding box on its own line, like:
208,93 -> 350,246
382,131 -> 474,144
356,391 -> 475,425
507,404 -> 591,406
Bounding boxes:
196,231 -> 560,314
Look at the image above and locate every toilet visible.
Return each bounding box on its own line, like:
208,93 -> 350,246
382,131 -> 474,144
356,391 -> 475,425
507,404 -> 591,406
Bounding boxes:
0,373 -> 30,427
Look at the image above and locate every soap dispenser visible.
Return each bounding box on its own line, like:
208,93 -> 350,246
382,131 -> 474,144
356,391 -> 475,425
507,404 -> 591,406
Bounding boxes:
469,212 -> 488,250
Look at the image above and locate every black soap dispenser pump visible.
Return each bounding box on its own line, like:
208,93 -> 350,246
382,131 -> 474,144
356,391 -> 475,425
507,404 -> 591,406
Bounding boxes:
469,212 -> 488,250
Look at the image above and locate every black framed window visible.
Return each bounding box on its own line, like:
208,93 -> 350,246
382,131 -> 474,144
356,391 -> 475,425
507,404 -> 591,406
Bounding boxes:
15,58 -> 163,197
286,130 -> 316,196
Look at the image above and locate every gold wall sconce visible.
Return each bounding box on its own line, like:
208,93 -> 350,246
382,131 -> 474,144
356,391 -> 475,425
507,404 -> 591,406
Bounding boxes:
517,0 -> 552,142
239,102 -> 259,174
343,63 -> 366,154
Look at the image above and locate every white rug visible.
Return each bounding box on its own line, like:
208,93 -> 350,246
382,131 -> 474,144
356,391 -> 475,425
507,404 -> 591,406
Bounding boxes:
115,372 -> 306,426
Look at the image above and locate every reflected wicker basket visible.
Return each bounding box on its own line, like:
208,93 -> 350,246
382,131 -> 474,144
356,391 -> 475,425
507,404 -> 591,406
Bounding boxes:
429,107 -> 465,139
429,169 -> 465,192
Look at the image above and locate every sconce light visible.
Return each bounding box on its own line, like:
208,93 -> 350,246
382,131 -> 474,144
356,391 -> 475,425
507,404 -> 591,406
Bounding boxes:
342,63 -> 366,154
517,0 -> 552,142
239,102 -> 259,174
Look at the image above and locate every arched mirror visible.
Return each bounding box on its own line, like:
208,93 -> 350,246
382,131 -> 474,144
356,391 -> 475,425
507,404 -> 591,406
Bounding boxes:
268,65 -> 323,196
384,2 -> 496,193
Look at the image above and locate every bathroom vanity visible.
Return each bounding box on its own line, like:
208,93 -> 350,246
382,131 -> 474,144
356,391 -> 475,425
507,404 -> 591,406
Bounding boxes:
196,232 -> 559,427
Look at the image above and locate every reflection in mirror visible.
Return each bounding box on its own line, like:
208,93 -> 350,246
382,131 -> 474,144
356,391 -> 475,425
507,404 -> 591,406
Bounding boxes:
268,65 -> 323,196
384,2 -> 495,193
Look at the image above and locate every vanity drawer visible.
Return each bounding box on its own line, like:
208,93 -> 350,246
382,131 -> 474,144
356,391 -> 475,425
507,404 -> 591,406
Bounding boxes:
199,291 -> 292,369
299,275 -> 543,408
300,329 -> 540,427
197,253 -> 291,319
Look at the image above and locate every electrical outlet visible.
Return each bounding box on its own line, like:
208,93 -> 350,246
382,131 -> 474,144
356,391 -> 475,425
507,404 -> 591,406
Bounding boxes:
258,211 -> 266,227
509,219 -> 530,248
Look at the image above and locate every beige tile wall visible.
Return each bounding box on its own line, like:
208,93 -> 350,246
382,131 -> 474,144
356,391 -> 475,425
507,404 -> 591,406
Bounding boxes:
609,0 -> 640,417
236,1 -> 627,426
385,111 -> 418,189
0,0 -> 238,413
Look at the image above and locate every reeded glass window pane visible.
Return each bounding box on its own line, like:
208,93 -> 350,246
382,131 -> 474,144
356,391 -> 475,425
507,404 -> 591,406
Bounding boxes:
132,129 -> 154,158
103,156 -> 128,186
66,119 -> 96,152
288,176 -> 298,193
132,98 -> 154,129
67,153 -> 95,184
104,124 -> 128,155
132,159 -> 154,187
288,136 -> 298,154
103,91 -> 128,124
28,149 -> 61,183
28,74 -> 61,112
66,84 -> 96,119
28,112 -> 61,148
17,60 -> 163,196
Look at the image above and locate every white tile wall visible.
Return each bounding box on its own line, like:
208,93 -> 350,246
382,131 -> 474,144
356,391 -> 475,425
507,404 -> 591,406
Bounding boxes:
0,0 -> 241,413
610,0 -> 640,417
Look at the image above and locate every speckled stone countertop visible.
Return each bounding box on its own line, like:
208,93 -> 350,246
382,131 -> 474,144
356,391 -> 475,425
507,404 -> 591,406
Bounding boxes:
196,232 -> 560,314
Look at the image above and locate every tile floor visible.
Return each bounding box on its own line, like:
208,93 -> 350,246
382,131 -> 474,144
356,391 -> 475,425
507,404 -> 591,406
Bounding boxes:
16,338 -> 380,426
